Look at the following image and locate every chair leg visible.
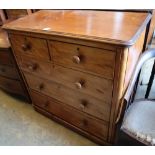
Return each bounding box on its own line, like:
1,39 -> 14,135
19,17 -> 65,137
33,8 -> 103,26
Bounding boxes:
145,59 -> 155,98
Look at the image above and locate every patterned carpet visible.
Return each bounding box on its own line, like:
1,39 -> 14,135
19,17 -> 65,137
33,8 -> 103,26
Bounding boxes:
0,90 -> 96,146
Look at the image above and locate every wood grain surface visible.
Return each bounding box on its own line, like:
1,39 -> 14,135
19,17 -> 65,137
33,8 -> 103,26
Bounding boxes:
3,10 -> 151,46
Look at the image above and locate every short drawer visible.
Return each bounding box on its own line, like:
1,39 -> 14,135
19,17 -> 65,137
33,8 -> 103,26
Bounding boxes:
20,56 -> 51,77
31,90 -> 108,140
20,56 -> 113,103
0,76 -> 24,95
10,34 -> 50,61
24,73 -> 111,121
0,50 -> 14,66
0,64 -> 19,79
48,40 -> 115,79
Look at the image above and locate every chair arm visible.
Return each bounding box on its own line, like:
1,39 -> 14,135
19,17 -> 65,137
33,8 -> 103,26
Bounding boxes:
125,48 -> 155,102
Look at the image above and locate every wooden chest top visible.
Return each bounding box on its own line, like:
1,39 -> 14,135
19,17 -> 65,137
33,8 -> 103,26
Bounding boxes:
0,28 -> 10,48
3,10 -> 151,46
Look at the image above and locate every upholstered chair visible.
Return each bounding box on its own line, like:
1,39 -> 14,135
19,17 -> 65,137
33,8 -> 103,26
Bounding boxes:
119,49 -> 155,145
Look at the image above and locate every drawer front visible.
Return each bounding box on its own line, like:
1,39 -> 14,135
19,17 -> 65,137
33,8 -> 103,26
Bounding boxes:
0,50 -> 14,66
10,34 -> 50,61
24,73 -> 111,121
0,76 -> 24,95
20,57 -> 113,103
31,90 -> 108,140
0,64 -> 19,79
20,56 -> 51,77
48,41 -> 115,79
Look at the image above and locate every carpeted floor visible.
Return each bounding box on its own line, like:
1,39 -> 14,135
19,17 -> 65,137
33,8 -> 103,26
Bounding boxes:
0,90 -> 96,146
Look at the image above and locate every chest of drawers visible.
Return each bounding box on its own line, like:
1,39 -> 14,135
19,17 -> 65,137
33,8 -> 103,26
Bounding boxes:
0,28 -> 29,98
3,10 -> 151,145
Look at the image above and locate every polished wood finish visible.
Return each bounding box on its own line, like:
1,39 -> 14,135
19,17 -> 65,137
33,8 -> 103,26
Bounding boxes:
0,64 -> 19,79
0,28 -> 10,48
4,9 -> 32,20
3,10 -> 151,46
0,75 -> 25,96
25,72 -> 111,121
3,10 -> 151,145
0,49 -> 14,65
48,40 -> 115,79
0,11 -> 30,99
20,56 -> 113,102
34,102 -> 110,145
10,34 -> 50,60
124,30 -> 146,90
19,56 -> 51,76
31,90 -> 108,140
99,9 -> 154,50
0,46 -> 28,97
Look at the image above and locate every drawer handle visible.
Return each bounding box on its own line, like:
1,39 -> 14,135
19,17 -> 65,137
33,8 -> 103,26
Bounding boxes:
81,119 -> 88,126
75,80 -> 85,89
72,55 -> 80,64
37,83 -> 44,90
28,64 -> 38,71
75,82 -> 82,89
80,100 -> 88,110
22,43 -> 31,51
44,101 -> 49,108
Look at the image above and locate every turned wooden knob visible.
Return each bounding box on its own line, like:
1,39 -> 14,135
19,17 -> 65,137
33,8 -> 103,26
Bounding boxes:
28,64 -> 37,71
44,101 -> 49,108
37,83 -> 44,90
72,55 -> 80,64
22,43 -> 31,51
75,80 -> 85,89
75,82 -> 82,89
81,119 -> 88,126
80,100 -> 88,110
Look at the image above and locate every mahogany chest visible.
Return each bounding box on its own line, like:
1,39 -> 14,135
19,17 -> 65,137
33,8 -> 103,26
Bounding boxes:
3,10 -> 151,145
0,28 -> 29,99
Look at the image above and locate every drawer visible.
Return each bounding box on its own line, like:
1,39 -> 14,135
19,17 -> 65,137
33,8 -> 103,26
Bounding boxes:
0,76 -> 24,95
10,34 -> 50,61
0,64 -> 19,79
25,73 -> 111,121
20,57 -> 113,102
31,90 -> 108,140
0,50 -> 14,66
48,41 -> 115,79
20,56 -> 51,77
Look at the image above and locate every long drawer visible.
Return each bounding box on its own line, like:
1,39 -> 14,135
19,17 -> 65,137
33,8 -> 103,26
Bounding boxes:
20,56 -> 113,103
0,76 -> 24,95
24,73 -> 111,121
0,50 -> 14,66
10,34 -> 50,61
0,64 -> 19,79
31,90 -> 108,140
48,40 -> 115,79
